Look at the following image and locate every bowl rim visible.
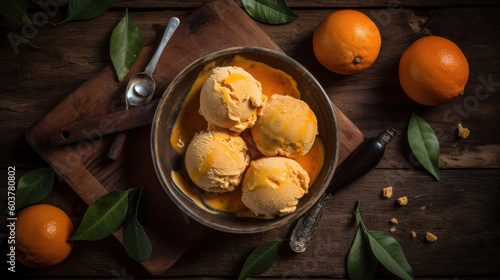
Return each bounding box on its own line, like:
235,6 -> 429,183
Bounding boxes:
151,46 -> 339,233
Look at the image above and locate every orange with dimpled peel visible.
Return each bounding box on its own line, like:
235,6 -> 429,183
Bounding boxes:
399,35 -> 469,106
313,10 -> 382,75
15,204 -> 74,268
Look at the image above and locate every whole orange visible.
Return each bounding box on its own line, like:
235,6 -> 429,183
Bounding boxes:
313,10 -> 381,75
15,204 -> 74,268
399,36 -> 469,106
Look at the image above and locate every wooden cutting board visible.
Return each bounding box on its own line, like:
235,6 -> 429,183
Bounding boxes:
25,0 -> 364,275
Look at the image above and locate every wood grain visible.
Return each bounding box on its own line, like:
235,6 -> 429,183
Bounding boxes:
2,7 -> 499,169
6,170 -> 499,277
22,0 -> 362,275
259,8 -> 500,170
170,170 -> 500,278
1,0 -> 499,279
26,0 -> 500,9
47,99 -> 159,146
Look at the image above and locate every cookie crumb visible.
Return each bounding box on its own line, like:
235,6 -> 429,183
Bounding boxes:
383,187 -> 393,198
411,231 -> 417,238
458,123 -> 470,139
397,196 -> 408,206
390,226 -> 397,233
390,218 -> 398,224
426,232 -> 438,242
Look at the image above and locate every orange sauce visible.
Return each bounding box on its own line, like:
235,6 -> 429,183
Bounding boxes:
170,170 -> 219,215
228,55 -> 301,99
201,186 -> 247,213
294,137 -> 325,186
169,56 -> 324,216
169,63 -> 213,155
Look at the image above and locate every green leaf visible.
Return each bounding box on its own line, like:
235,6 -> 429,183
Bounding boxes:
238,239 -> 286,280
69,188 -> 137,241
123,186 -> 152,262
349,201 -> 378,280
5,168 -> 54,214
57,0 -> 115,25
123,217 -> 152,262
407,112 -> 440,180
350,201 -> 415,280
110,8 -> 142,81
124,185 -> 141,221
0,0 -> 31,22
241,0 -> 298,24
366,230 -> 415,280
347,227 -> 379,280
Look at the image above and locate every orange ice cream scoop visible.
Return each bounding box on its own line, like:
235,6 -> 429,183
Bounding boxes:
185,130 -> 250,193
251,94 -> 318,158
241,157 -> 310,217
199,66 -> 266,133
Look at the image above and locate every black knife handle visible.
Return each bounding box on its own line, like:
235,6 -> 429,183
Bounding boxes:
289,128 -> 396,253
326,127 -> 396,194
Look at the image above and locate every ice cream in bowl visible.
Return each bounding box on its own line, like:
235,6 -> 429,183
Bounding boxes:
151,47 -> 339,233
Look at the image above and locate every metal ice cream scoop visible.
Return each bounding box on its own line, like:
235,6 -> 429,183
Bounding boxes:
124,17 -> 180,107
108,17 -> 180,160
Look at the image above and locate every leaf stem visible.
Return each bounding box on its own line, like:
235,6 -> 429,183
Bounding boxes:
133,186 -> 143,219
355,201 -> 369,233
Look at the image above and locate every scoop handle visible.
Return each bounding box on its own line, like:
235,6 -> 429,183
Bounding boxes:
144,17 -> 180,76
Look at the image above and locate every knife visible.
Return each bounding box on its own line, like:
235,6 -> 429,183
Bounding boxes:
289,127 -> 396,253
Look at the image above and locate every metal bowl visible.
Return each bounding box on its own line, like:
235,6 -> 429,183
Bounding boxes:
151,47 -> 339,233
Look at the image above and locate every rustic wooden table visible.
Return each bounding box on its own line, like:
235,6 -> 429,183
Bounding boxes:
1,0 -> 499,279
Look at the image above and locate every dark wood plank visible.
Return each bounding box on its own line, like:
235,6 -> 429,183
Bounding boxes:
2,3 -> 499,278
4,169 -> 498,277
2,7 -> 499,169
112,0 -> 500,8
0,172 -> 148,276
0,9 -> 189,168
258,7 -> 500,170
21,0 -> 362,275
168,170 -> 500,278
26,0 -> 500,9
6,278 -> 495,280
